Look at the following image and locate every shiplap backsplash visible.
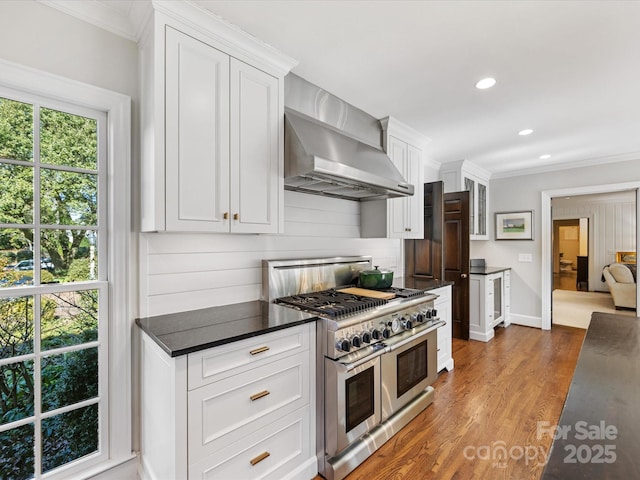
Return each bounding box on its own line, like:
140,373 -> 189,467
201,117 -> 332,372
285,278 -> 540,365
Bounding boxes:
553,194 -> 636,290
139,191 -> 402,316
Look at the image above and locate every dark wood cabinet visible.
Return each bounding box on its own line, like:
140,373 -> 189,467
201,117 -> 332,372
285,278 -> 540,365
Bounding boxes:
405,181 -> 470,340
405,181 -> 443,279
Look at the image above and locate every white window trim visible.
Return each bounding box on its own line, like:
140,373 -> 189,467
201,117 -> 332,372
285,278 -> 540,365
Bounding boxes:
0,59 -> 134,477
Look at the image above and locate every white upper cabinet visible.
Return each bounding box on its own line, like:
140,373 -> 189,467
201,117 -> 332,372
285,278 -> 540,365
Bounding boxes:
361,117 -> 430,239
441,160 -> 491,240
165,27 -> 230,232
140,2 -> 296,233
230,59 -> 280,234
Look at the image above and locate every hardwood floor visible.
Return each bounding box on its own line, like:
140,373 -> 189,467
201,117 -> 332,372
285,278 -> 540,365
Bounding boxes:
553,271 -> 577,291
315,324 -> 586,480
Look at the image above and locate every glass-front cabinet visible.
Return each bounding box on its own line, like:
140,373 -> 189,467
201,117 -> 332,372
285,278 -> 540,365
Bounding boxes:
441,160 -> 490,240
463,175 -> 488,238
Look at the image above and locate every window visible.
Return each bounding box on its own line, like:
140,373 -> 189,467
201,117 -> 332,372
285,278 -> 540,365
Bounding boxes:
0,61 -> 131,480
0,94 -> 109,477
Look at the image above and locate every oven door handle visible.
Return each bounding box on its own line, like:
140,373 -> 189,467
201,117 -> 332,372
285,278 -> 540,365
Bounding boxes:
338,346 -> 386,372
385,320 -> 445,353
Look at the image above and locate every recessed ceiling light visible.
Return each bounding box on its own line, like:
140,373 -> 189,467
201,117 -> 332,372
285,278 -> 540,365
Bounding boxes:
518,129 -> 533,136
540,154 -> 551,159
475,77 -> 496,89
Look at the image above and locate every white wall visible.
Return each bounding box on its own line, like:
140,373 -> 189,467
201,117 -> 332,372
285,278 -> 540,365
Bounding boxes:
552,190 -> 636,291
470,157 -> 640,324
0,1 -> 138,99
140,191 -> 402,316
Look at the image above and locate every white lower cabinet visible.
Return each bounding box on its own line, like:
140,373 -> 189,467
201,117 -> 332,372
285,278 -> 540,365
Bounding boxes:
432,285 -> 454,372
140,323 -> 316,480
469,269 -> 511,342
190,407 -> 311,480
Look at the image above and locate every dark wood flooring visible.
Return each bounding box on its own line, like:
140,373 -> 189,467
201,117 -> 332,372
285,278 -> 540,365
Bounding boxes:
315,324 -> 586,480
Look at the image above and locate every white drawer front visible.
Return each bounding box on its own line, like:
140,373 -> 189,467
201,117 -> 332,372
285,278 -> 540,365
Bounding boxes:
188,353 -> 309,463
188,324 -> 309,390
189,407 -> 311,480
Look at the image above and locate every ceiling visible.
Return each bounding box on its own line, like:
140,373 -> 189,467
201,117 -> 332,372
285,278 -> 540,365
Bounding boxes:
41,0 -> 640,178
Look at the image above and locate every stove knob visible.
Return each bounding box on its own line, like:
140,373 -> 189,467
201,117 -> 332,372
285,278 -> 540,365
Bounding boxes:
362,331 -> 372,343
351,335 -> 362,348
382,327 -> 391,339
371,329 -> 382,340
425,309 -> 432,319
414,312 -> 425,323
336,339 -> 351,352
402,317 -> 413,330
431,308 -> 438,318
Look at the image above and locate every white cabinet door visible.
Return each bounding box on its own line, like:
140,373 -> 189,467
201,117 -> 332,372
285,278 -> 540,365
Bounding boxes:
165,26 -> 230,232
387,136 -> 408,238
230,59 -> 279,233
406,145 -> 424,238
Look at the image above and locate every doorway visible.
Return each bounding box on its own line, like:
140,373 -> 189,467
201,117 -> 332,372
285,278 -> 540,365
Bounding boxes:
542,184 -> 640,330
552,218 -> 588,291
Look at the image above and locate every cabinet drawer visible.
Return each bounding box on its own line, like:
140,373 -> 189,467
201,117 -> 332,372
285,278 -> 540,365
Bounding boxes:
189,406 -> 311,480
188,325 -> 309,390
188,352 -> 309,463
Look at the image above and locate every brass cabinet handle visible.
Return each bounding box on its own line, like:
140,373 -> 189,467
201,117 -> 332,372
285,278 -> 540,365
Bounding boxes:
461,273 -> 468,278
233,213 -> 239,220
223,212 -> 229,220
250,390 -> 270,401
250,451 -> 270,466
249,346 -> 269,355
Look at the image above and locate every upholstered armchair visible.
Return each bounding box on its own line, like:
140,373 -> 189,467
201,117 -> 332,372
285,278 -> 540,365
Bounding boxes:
602,263 -> 636,309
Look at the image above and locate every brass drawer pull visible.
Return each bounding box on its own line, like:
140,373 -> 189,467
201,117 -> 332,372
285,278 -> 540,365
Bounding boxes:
233,213 -> 239,220
250,390 -> 270,401
250,451 -> 270,466
249,346 -> 269,355
223,212 -> 229,220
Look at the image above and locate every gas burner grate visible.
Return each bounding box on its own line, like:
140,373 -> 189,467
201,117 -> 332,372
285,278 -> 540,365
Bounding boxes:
275,289 -> 387,317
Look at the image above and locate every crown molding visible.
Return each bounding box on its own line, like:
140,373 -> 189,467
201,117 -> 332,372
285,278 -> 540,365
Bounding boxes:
440,159 -> 491,181
491,151 -> 640,179
38,0 -> 152,42
151,0 -> 297,76
380,116 -> 431,150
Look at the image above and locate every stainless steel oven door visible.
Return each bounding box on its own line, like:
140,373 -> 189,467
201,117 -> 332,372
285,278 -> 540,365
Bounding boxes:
381,328 -> 437,421
324,355 -> 381,456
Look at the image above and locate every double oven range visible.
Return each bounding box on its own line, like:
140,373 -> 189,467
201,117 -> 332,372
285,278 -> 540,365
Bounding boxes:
263,257 -> 444,480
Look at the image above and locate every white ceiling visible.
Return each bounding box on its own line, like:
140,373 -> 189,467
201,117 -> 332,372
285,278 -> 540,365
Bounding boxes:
42,0 -> 640,178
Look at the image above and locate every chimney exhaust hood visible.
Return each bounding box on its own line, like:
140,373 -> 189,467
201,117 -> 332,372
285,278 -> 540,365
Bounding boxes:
284,108 -> 414,201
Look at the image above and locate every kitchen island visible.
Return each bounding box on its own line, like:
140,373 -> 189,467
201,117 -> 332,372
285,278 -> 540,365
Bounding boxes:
542,312 -> 640,479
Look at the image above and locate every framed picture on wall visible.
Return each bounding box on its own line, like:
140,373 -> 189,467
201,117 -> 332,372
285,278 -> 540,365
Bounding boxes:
495,211 -> 534,240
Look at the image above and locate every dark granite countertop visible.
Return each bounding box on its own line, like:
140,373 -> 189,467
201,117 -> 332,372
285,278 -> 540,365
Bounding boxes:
136,300 -> 318,357
542,312 -> 640,479
469,266 -> 511,275
394,276 -> 454,290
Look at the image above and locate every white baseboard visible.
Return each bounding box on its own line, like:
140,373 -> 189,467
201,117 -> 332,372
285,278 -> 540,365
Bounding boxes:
469,330 -> 494,342
510,313 -> 542,329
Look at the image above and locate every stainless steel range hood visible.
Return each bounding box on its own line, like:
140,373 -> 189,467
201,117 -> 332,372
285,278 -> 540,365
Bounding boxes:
283,74 -> 414,201
285,109 -> 414,200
